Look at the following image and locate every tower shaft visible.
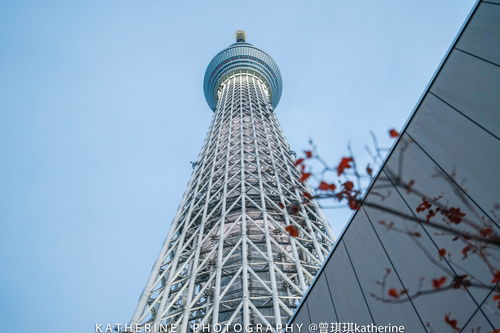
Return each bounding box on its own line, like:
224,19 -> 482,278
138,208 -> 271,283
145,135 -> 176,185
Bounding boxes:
131,73 -> 333,331
130,34 -> 334,332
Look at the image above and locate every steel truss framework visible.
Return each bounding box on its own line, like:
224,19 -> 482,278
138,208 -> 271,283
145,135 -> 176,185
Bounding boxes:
131,73 -> 334,332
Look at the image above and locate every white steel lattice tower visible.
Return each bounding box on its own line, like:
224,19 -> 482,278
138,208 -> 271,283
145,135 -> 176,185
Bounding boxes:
130,31 -> 334,332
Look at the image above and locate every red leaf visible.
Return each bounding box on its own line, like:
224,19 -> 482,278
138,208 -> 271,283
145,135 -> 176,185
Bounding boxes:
491,271 -> 500,284
294,158 -> 305,166
426,209 -> 437,222
285,225 -> 299,238
366,164 -> 373,176
389,128 -> 400,138
432,276 -> 447,289
380,221 -> 394,229
497,295 -> 500,311
278,202 -> 285,209
462,245 -> 474,259
452,275 -> 470,289
388,288 -> 399,298
444,314 -> 460,331
348,198 -> 360,210
318,181 -> 329,191
343,181 -> 354,192
442,207 -> 466,224
299,172 -> 311,182
416,198 -> 431,213
303,192 -> 313,200
438,248 -> 447,257
480,227 -> 493,237
337,157 -> 353,176
304,151 -> 313,158
406,179 -> 415,193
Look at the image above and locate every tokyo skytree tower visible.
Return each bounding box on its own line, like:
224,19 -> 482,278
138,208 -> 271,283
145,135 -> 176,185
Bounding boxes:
130,31 -> 334,332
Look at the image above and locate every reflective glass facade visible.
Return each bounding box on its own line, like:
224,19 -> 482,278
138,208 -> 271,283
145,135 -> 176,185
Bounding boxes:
290,1 -> 500,331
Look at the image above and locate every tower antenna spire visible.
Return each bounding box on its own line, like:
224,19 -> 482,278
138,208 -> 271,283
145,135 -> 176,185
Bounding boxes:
235,30 -> 246,42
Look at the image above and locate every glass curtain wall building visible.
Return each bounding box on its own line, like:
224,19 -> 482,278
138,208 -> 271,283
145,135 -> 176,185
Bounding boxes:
289,1 -> 500,331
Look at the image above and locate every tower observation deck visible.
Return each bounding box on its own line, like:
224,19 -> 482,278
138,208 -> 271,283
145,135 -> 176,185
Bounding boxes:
130,31 -> 334,332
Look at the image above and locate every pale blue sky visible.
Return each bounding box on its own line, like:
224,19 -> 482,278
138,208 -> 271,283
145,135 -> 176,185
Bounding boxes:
0,1 -> 475,332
